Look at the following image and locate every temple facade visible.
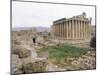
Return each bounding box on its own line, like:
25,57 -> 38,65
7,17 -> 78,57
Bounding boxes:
51,12 -> 92,42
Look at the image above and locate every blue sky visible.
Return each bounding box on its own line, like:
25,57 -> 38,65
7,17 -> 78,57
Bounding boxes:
12,1 -> 95,28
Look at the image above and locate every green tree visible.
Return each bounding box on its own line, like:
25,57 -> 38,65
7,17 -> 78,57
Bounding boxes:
90,36 -> 96,48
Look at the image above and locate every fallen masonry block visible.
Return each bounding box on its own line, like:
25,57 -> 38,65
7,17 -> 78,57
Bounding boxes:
11,54 -> 23,74
13,47 -> 31,58
22,57 -> 47,73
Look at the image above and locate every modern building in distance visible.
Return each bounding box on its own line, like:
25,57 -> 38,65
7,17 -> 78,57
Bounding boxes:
51,12 -> 92,43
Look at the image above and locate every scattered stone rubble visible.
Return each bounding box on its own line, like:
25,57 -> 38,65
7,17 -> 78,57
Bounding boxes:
11,44 -> 48,74
11,54 -> 23,74
22,57 -> 47,73
58,50 -> 96,71
11,30 -> 96,74
11,31 -> 48,74
13,47 -> 31,58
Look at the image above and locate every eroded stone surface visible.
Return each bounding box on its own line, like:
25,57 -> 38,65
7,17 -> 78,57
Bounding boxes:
22,57 -> 47,73
13,47 -> 31,58
11,54 -> 23,74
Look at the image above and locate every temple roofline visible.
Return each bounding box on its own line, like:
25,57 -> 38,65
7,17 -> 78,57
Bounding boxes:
53,12 -> 91,24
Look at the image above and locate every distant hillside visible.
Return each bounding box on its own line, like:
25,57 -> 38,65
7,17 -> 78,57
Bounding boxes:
12,26 -> 50,32
36,26 -> 50,32
12,27 -> 32,31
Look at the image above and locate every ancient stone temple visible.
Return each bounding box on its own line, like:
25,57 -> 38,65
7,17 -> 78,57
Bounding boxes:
51,12 -> 92,43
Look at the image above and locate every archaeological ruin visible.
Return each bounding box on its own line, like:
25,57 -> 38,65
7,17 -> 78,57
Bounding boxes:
51,12 -> 92,43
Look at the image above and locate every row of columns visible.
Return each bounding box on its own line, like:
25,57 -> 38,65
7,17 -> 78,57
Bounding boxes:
52,19 -> 91,40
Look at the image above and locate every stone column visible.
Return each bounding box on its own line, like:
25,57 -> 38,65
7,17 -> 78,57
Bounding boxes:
53,25 -> 54,37
70,20 -> 72,40
56,24 -> 57,37
57,24 -> 59,37
65,22 -> 67,39
89,21 -> 91,38
67,21 -> 69,39
69,20 -> 71,39
85,21 -> 87,39
73,20 -> 75,40
60,23 -> 62,39
76,20 -> 78,39
72,20 -> 74,40
84,21 -> 86,39
51,25 -> 54,37
70,20 -> 73,39
78,20 -> 80,39
71,19 -> 74,39
64,22 -> 65,39
57,24 -> 58,37
87,21 -> 89,38
86,21 -> 88,38
70,20 -> 71,40
64,22 -> 65,38
53,25 -> 55,37
75,20 -> 77,39
82,21 -> 84,39
86,21 -> 88,39
62,22 -> 64,39
61,24 -> 62,38
83,21 -> 85,39
56,24 -> 58,38
77,20 -> 79,39
81,21 -> 83,39
65,21 -> 67,39
66,21 -> 68,39
87,21 -> 88,38
58,24 -> 59,37
53,24 -> 55,37
63,22 -> 64,38
55,24 -> 57,37
87,21 -> 90,39
62,23 -> 64,39
61,23 -> 62,39
61,23 -> 62,38
80,21 -> 82,39
74,20 -> 76,39
58,24 -> 59,38
80,21 -> 81,40
59,23 -> 61,39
